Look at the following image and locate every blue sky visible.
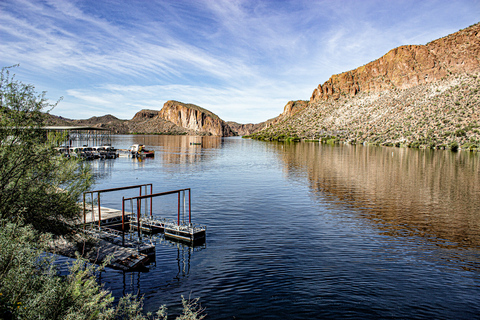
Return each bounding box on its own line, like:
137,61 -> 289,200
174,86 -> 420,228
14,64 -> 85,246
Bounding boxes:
1,0 -> 479,123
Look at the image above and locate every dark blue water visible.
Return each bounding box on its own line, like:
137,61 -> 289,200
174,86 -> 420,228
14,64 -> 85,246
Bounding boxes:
91,135 -> 480,319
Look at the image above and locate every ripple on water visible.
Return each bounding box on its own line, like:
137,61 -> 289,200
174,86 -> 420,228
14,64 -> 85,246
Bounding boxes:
93,137 -> 480,319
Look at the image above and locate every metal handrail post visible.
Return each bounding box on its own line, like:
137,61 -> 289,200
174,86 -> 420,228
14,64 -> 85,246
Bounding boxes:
97,192 -> 101,231
150,184 -> 153,218
138,185 -> 142,217
122,197 -> 125,246
137,198 -> 141,239
188,189 -> 191,225
183,190 -> 186,225
91,193 -> 94,228
83,192 -> 86,230
177,191 -> 181,225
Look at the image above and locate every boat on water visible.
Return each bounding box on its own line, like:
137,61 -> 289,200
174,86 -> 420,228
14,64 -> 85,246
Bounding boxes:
129,144 -> 155,158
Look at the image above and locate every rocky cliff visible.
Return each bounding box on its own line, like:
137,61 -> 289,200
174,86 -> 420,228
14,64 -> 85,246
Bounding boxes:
310,23 -> 480,102
280,100 -> 309,117
227,122 -> 263,136
159,100 -> 235,136
46,102 -> 237,136
249,23 -> 480,150
127,109 -> 187,134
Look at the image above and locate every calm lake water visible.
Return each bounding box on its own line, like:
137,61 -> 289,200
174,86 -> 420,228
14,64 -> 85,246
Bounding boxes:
89,135 -> 480,319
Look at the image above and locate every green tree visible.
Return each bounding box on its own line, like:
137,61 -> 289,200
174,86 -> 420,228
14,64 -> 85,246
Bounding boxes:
0,67 -> 206,319
0,66 -> 92,235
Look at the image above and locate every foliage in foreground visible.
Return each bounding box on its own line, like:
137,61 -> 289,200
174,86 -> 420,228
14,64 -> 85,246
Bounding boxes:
0,221 -> 206,320
0,66 -> 206,319
0,66 -> 92,235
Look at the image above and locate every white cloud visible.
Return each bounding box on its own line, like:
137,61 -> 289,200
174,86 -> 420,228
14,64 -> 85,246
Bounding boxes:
2,0 -> 479,123
56,81 -> 306,123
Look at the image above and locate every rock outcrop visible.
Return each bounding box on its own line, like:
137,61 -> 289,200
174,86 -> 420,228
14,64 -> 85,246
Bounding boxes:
227,122 -> 265,136
128,109 -> 187,134
281,100 -> 309,117
310,23 -> 480,102
227,101 -> 308,136
159,100 -> 235,136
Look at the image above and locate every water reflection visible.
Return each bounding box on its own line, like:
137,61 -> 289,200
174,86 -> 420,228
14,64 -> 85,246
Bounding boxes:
89,158 -> 117,179
272,142 -> 480,250
111,135 -> 224,166
100,238 -> 205,297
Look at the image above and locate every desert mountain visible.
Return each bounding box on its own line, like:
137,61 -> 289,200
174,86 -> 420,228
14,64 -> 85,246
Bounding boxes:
46,23 -> 480,148
47,101 -> 237,136
249,23 -> 480,150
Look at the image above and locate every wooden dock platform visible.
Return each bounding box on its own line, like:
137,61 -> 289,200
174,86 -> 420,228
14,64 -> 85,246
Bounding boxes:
82,206 -> 134,226
50,235 -> 150,271
95,240 -> 150,271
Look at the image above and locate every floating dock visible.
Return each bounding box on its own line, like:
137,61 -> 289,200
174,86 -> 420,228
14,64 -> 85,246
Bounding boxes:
79,184 -> 206,270
164,222 -> 206,244
123,188 -> 207,244
130,217 -> 166,234
83,206 -> 134,226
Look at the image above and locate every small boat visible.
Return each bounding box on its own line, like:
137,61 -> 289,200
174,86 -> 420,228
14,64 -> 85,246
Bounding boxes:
129,144 -> 155,158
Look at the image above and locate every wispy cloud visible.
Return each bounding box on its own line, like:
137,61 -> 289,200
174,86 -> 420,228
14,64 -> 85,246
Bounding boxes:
1,0 -> 479,123
58,81 -> 305,123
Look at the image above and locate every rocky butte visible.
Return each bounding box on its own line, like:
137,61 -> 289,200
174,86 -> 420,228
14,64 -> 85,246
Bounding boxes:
159,100 -> 235,137
48,101 -> 237,136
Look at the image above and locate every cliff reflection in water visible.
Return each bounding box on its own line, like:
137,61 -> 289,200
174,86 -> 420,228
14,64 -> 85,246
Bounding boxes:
136,135 -> 223,165
274,142 -> 480,249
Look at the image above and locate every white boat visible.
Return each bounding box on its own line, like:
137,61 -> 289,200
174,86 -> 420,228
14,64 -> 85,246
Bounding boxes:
129,144 -> 154,158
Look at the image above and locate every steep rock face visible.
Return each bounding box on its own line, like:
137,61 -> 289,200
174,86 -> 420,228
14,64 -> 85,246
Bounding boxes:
159,100 -> 235,136
128,109 -> 186,134
310,23 -> 480,102
281,100 -> 309,117
228,101 -> 309,136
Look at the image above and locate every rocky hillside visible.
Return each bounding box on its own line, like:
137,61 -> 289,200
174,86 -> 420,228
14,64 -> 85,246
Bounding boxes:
127,109 -> 189,135
249,23 -> 480,151
159,100 -> 235,136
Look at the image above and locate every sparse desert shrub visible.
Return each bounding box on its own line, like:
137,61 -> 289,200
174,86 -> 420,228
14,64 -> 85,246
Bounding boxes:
448,141 -> 459,151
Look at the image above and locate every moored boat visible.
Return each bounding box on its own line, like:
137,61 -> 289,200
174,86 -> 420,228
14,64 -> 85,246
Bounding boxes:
129,144 -> 155,158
